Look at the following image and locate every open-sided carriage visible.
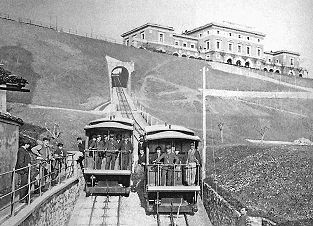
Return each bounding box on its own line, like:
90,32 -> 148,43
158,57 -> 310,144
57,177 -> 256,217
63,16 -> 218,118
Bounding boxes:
143,124 -> 201,214
83,116 -> 134,196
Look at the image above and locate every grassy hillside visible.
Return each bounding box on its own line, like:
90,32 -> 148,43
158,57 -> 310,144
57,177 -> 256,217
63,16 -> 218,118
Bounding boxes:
204,144 -> 313,225
0,18 -> 303,111
2,18 -> 313,224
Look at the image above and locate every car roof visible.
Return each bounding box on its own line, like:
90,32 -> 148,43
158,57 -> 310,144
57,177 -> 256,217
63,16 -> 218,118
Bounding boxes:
145,124 -> 195,136
85,117 -> 134,131
145,130 -> 200,141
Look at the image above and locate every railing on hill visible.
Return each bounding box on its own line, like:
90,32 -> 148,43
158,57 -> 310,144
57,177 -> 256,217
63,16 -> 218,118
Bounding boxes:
0,153 -> 76,222
131,94 -> 165,126
0,12 -> 121,44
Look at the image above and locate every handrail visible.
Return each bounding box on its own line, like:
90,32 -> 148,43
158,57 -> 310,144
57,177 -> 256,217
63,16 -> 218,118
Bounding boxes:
0,153 -> 76,221
146,163 -> 201,187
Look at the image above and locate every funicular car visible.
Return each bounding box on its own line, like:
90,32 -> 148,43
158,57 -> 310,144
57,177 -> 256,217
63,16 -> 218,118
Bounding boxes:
143,124 -> 201,214
83,116 -> 134,196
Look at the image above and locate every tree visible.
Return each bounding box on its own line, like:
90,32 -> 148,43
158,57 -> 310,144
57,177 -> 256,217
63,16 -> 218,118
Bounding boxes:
44,122 -> 62,145
218,121 -> 224,143
254,119 -> 270,143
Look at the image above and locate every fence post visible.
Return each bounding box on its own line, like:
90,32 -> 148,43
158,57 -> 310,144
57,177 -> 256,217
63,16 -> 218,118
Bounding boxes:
39,163 -> 42,196
49,160 -> 52,189
10,168 -> 16,216
58,158 -> 61,184
27,163 -> 31,205
72,154 -> 76,177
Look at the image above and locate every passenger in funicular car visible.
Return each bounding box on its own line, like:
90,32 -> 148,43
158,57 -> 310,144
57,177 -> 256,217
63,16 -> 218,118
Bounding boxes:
119,135 -> 133,170
105,134 -> 119,170
153,145 -> 179,186
185,142 -> 201,186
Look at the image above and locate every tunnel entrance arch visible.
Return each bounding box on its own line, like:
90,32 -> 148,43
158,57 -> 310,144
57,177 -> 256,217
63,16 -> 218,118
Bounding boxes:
111,66 -> 129,88
106,56 -> 134,103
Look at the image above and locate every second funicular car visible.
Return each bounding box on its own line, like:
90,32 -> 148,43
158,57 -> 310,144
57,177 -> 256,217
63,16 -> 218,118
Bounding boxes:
143,124 -> 201,214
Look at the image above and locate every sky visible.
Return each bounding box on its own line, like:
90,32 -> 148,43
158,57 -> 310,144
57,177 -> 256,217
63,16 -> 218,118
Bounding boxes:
0,0 -> 312,73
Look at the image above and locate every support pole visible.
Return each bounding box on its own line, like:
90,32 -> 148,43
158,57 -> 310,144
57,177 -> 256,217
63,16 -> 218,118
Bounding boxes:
202,67 -> 207,181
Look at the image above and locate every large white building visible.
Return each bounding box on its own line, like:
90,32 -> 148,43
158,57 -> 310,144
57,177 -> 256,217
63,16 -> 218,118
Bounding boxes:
122,21 -> 308,78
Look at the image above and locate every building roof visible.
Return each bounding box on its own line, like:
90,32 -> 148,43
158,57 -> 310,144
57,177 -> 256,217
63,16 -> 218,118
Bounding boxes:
184,21 -> 266,37
0,112 -> 23,126
121,23 -> 174,37
264,50 -> 300,56
0,66 -> 29,92
173,33 -> 198,41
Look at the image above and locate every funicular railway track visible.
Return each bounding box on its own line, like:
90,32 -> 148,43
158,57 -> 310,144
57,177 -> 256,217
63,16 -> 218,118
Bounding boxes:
156,212 -> 189,226
87,195 -> 122,226
115,78 -> 145,139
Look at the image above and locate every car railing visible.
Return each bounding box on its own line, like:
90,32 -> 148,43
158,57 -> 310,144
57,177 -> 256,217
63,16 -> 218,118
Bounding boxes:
146,163 -> 201,187
0,153 -> 75,221
84,149 -> 132,170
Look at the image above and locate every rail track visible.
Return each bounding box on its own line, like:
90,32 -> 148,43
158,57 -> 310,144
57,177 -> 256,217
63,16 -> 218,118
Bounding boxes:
115,82 -> 145,139
156,213 -> 189,226
87,195 -> 122,226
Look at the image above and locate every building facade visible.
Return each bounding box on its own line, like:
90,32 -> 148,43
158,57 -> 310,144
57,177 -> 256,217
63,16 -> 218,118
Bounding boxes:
121,22 -> 308,78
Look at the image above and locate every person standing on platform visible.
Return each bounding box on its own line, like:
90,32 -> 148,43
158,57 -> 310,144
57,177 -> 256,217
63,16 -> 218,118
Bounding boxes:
15,141 -> 31,203
95,135 -> 105,169
154,145 -> 179,186
105,134 -> 118,170
137,135 -> 145,156
39,137 -> 53,189
76,137 -> 85,171
174,148 -> 183,185
185,142 -> 201,186
120,136 -> 133,170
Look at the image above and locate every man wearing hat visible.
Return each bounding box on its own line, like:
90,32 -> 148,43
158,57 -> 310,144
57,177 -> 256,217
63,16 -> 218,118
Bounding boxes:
76,137 -> 85,171
51,143 -> 66,185
104,134 -> 118,170
120,136 -> 133,170
186,142 -> 201,185
95,135 -> 105,169
154,145 -> 179,186
15,140 -> 31,203
137,135 -> 145,156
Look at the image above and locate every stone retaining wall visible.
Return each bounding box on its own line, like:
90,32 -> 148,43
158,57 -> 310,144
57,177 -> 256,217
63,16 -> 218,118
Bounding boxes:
203,183 -> 276,226
4,173 -> 84,226
203,183 -> 240,226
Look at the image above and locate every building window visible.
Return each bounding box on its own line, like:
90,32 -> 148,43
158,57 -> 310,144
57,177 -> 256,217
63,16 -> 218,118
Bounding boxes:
246,46 -> 250,55
247,36 -> 250,40
141,32 -> 145,39
191,44 -> 195,48
238,45 -> 241,53
183,42 -> 187,47
217,30 -> 220,34
199,33 -> 202,38
159,33 -> 164,42
207,31 -> 210,35
229,33 -> 232,36
258,38 -> 260,42
257,48 -> 261,57
175,40 -> 179,45
133,34 -> 137,39
238,34 -> 241,38
268,59 -> 272,63
206,41 -> 210,50
216,41 -> 220,49
291,58 -> 294,66
125,39 -> 129,46
228,43 -> 233,52
276,59 -> 279,63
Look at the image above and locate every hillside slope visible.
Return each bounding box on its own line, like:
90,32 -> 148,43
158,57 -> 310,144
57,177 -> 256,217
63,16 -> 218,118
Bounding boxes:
2,18 -> 313,224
